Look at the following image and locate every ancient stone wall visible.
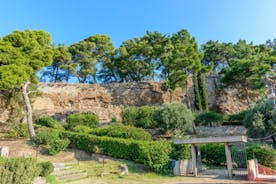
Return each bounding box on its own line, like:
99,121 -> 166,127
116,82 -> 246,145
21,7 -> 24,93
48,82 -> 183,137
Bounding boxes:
1,77 -> 250,123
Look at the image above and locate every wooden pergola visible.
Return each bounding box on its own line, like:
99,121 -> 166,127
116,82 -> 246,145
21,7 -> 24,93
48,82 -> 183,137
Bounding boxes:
173,136 -> 248,178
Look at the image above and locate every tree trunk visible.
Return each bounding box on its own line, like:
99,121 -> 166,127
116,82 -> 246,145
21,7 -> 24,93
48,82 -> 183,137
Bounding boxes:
22,81 -> 36,141
272,135 -> 276,145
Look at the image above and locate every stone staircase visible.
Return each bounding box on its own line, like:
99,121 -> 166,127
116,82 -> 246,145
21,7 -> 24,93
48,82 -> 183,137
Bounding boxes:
53,162 -> 88,182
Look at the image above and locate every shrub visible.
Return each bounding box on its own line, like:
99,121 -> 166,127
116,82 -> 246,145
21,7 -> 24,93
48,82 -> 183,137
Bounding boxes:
67,112 -> 99,130
195,111 -> 226,126
0,157 -> 40,184
36,128 -> 70,155
153,102 -> 193,134
136,106 -> 155,128
72,125 -> 92,134
122,106 -> 138,126
171,144 -> 191,160
35,116 -> 56,128
8,123 -> 29,138
229,110 -> 248,122
90,124 -> 152,141
48,139 -> 70,155
200,144 -> 226,166
37,161 -> 54,177
122,106 -> 156,128
243,100 -> 276,138
246,144 -> 276,169
59,130 -> 172,172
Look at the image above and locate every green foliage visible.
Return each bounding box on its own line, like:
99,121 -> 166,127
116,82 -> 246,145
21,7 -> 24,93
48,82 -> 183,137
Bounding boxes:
69,34 -> 114,83
136,106 -> 155,128
122,106 -> 138,126
153,102 -> 193,134
37,161 -> 54,177
243,100 -> 276,138
228,110 -> 248,122
193,75 -> 202,111
0,157 -> 40,184
8,123 -> 29,138
72,125 -> 93,134
0,30 -> 54,89
122,106 -> 155,128
36,129 -> 70,155
59,130 -> 172,172
35,116 -> 63,129
90,124 -> 152,141
200,144 -> 226,166
67,112 -> 99,130
246,144 -> 276,169
48,139 -> 70,155
171,144 -> 191,160
198,74 -> 208,111
195,111 -> 226,126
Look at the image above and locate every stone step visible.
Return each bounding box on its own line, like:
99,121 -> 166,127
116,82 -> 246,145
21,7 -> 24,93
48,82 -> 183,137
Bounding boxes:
53,162 -> 77,171
57,172 -> 88,182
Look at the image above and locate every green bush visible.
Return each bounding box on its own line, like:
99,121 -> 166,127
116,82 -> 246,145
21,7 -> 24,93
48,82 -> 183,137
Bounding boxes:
90,124 -> 152,141
35,116 -> 56,128
246,144 -> 276,169
48,139 -> 70,155
37,161 -> 54,177
243,100 -> 276,138
122,106 -> 156,128
229,110 -> 248,122
0,157 -> 40,184
136,106 -> 155,128
122,106 -> 138,126
72,125 -> 93,134
171,144 -> 191,160
195,111 -> 226,126
200,144 -> 226,166
8,123 -> 29,138
67,112 -> 99,130
59,130 -> 172,172
36,129 -> 70,155
153,102 -> 193,134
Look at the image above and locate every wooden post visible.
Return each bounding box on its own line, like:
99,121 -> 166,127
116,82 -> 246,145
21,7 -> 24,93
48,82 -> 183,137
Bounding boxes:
191,144 -> 198,176
225,143 -> 232,178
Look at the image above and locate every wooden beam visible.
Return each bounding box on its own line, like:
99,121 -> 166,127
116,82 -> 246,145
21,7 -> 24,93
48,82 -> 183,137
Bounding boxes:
225,143 -> 233,178
191,144 -> 198,176
174,136 -> 247,145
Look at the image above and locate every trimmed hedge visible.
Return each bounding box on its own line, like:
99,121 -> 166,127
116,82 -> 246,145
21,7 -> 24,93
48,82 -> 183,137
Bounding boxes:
0,157 -> 40,184
200,143 -> 276,168
59,130 -> 171,172
195,111 -> 226,126
90,124 -> 152,141
246,144 -> 276,169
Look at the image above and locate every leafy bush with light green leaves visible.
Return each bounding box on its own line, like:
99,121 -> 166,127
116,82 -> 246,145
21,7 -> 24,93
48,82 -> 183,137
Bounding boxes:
72,125 -> 93,134
171,144 -> 191,160
153,102 -> 193,134
90,124 -> 152,141
36,128 -> 70,155
67,112 -> 99,130
122,106 -> 155,128
35,116 -> 64,130
243,99 -> 276,138
0,157 -> 40,184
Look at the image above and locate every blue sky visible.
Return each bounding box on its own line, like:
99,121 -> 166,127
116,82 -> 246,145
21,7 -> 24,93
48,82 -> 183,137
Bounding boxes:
1,0 -> 276,47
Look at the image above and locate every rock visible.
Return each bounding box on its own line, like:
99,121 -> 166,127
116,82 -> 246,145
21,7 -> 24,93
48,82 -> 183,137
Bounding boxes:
0,146 -> 9,157
119,164 -> 128,175
33,177 -> 46,184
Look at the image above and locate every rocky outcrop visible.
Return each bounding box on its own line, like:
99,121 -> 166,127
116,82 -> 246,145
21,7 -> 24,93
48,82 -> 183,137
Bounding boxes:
1,77 -> 251,123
